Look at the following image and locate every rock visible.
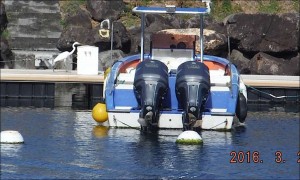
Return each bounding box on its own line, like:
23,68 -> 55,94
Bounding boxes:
86,0 -> 124,22
166,15 -> 184,29
64,9 -> 92,29
183,16 -> 227,35
57,26 -> 94,51
93,22 -> 131,53
145,14 -> 173,33
249,52 -> 299,75
229,49 -> 251,74
57,9 -> 95,51
226,13 -> 299,54
145,14 -> 173,28
98,49 -> 125,71
157,28 -> 227,56
0,2 -> 8,34
0,38 -> 14,69
289,53 -> 300,76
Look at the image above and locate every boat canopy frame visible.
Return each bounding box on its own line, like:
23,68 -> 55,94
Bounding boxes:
132,0 -> 211,62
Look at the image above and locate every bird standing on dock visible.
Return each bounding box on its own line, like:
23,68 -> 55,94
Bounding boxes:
52,42 -> 81,72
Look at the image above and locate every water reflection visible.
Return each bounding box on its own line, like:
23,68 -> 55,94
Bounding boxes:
92,125 -> 109,138
1,144 -> 23,158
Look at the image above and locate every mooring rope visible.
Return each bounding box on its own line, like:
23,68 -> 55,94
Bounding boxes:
208,119 -> 228,130
246,85 -> 300,99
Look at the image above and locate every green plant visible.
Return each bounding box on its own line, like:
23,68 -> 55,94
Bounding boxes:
120,3 -> 140,28
1,29 -> 10,39
211,0 -> 242,21
60,19 -> 66,28
292,0 -> 299,12
60,0 -> 86,16
258,0 -> 280,14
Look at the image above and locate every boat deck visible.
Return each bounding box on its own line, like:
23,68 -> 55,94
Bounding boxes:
0,69 -> 299,88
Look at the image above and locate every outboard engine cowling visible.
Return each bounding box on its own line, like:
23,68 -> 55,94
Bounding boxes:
133,60 -> 169,128
175,61 -> 210,130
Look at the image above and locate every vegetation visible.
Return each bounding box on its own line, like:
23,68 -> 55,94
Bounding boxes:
1,29 -> 10,39
58,0 -> 299,28
292,0 -> 299,12
258,0 -> 280,14
211,0 -> 243,21
59,0 -> 86,17
120,2 -> 141,28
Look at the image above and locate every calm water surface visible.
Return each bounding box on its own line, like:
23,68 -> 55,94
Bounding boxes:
1,107 -> 299,179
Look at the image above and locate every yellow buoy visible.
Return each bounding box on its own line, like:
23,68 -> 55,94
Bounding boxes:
104,67 -> 111,79
92,103 -> 108,123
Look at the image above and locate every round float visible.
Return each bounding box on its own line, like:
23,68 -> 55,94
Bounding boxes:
92,103 -> 108,123
176,130 -> 203,145
0,130 -> 24,144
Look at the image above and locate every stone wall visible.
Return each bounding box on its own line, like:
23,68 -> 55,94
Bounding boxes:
1,0 -> 299,75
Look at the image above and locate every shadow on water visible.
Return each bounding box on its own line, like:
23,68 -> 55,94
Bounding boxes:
248,102 -> 300,113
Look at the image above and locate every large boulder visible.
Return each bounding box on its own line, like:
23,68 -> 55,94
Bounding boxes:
92,22 -> 131,53
145,14 -> 174,33
64,9 -> 92,29
57,8 -> 130,53
98,49 -> 125,71
184,16 -> 226,34
156,28 -> 227,56
57,10 -> 93,51
0,2 -> 8,34
57,26 -> 94,52
86,0 -> 124,22
229,49 -> 251,74
249,52 -> 299,75
129,14 -> 175,54
129,30 -> 152,54
0,38 -> 14,69
226,13 -> 299,54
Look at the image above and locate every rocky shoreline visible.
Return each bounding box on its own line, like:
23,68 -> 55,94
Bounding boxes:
1,0 -> 299,75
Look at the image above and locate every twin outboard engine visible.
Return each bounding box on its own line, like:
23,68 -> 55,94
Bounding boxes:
175,61 -> 210,130
133,60 -> 169,129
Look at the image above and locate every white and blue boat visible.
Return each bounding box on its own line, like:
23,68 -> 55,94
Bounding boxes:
102,2 -> 247,131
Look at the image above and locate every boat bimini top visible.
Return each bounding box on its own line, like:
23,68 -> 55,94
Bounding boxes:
132,0 -> 211,62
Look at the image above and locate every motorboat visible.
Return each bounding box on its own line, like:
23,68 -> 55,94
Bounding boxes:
101,2 -> 247,131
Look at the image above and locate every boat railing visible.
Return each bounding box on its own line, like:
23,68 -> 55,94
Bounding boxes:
132,1 -> 211,62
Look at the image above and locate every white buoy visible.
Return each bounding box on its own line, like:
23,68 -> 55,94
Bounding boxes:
1,130 -> 24,144
176,130 -> 203,145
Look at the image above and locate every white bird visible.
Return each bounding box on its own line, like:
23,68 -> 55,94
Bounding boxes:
52,42 -> 81,72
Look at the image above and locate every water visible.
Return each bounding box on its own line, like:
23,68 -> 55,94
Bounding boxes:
1,107 -> 299,179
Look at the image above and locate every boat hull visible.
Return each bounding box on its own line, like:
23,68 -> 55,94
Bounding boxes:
107,111 -> 234,130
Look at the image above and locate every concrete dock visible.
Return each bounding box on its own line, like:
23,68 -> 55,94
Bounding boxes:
0,69 -> 299,88
1,69 -> 299,109
0,69 -> 104,83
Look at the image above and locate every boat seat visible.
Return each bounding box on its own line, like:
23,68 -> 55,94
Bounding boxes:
210,70 -> 231,87
158,56 -> 192,72
117,71 -> 135,84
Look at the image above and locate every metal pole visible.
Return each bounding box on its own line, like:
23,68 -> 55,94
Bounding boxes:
200,15 -> 204,63
140,13 -> 145,61
227,36 -> 230,59
110,22 -> 114,63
